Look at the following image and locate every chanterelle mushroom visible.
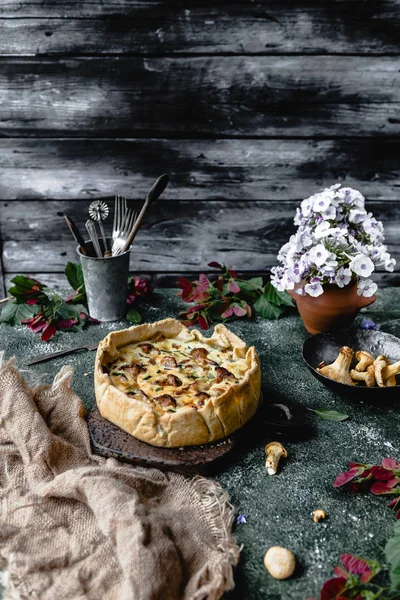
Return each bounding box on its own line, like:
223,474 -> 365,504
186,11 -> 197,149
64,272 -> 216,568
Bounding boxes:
355,350 -> 374,372
264,546 -> 296,580
265,441 -> 288,475
350,364 -> 376,387
375,356 -> 400,388
317,346 -> 354,385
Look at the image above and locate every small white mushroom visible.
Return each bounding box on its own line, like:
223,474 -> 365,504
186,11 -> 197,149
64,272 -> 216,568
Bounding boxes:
264,546 -> 296,579
313,509 -> 327,523
354,350 -> 374,372
265,441 -> 288,475
350,364 -> 376,387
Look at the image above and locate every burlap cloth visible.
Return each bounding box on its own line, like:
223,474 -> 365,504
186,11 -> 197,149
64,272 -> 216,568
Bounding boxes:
0,355 -> 240,600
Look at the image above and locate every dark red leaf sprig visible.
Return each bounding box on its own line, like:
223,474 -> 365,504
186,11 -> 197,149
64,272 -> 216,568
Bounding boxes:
178,262 -> 293,330
307,553 -> 384,600
334,458 -> 400,518
126,276 -> 153,305
0,267 -> 154,341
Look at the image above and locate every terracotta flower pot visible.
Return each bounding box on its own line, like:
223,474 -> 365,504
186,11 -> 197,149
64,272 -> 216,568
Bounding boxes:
288,282 -> 376,334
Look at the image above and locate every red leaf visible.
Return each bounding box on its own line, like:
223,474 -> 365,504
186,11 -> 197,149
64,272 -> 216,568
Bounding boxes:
228,281 -> 241,294
221,307 -> 234,318
64,289 -> 79,302
233,305 -> 247,317
57,318 -> 78,329
382,458 -> 398,470
228,268 -> 238,278
198,315 -> 209,330
370,477 -> 398,495
320,577 -> 347,600
178,277 -> 194,301
334,467 -> 364,488
26,298 -> 38,305
371,466 -> 398,480
360,569 -> 373,583
244,303 -> 252,317
41,323 -> 57,341
333,566 -> 348,579
199,273 -> 211,290
341,554 -> 371,576
181,319 -> 196,327
208,261 -> 223,270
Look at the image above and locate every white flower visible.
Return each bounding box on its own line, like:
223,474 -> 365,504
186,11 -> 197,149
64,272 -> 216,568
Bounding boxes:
287,263 -> 302,284
305,280 -> 324,297
313,194 -> 332,213
335,267 -> 352,288
381,252 -> 396,272
349,208 -> 367,224
282,274 -> 295,290
357,279 -> 377,297
301,197 -> 314,217
349,254 -> 375,277
309,244 -> 331,266
314,221 -> 331,239
321,205 -> 336,220
363,217 -> 383,241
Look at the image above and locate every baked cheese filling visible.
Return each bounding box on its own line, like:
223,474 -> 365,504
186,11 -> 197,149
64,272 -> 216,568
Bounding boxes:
104,333 -> 250,413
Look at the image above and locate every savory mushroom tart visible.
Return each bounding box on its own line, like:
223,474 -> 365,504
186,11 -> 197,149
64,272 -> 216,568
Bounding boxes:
94,318 -> 261,447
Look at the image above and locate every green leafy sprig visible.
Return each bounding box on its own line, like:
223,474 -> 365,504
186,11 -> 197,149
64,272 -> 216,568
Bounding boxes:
178,262 -> 294,329
0,264 -> 154,340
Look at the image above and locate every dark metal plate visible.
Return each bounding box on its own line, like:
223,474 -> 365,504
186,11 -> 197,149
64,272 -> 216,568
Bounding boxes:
87,407 -> 234,473
303,328 -> 400,399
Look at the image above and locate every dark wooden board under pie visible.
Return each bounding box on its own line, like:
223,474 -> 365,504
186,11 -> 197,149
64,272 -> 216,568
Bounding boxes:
87,407 -> 235,473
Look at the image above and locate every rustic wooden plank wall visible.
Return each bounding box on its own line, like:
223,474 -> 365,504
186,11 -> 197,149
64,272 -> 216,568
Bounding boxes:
0,1 -> 399,295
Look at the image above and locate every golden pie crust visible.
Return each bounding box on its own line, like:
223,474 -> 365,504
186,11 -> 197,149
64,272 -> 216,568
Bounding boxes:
94,318 -> 261,447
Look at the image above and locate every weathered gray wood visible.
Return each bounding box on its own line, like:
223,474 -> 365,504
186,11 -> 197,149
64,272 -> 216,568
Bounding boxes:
0,2 -> 399,54
0,248 -> 5,297
0,57 -> 398,137
0,139 -> 399,201
1,200 -> 398,276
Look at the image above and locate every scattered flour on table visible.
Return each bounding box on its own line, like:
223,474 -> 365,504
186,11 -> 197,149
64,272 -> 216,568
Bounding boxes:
346,422 -> 399,454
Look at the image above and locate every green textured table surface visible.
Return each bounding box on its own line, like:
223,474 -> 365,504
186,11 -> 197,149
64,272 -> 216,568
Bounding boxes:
1,288 -> 400,600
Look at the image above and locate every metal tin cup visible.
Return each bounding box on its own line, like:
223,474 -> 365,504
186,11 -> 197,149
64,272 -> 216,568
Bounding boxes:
77,239 -> 130,321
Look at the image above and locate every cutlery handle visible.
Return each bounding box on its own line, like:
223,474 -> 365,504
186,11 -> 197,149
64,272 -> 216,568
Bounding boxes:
85,220 -> 103,258
121,174 -> 169,253
64,214 -> 88,255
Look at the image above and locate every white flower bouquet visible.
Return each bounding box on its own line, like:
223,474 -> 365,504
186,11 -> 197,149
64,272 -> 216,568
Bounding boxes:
271,184 -> 395,298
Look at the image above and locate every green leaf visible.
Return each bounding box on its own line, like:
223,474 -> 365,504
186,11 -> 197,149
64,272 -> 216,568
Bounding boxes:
253,292 -> 286,319
126,308 -> 142,323
14,303 -> 38,323
65,262 -> 84,291
237,278 -> 264,294
386,520 -> 400,591
0,301 -> 18,323
264,282 -> 294,307
307,408 -> 349,421
56,302 -> 81,320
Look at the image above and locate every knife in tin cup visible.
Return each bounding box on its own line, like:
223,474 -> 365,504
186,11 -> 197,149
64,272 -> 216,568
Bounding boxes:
26,341 -> 99,366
